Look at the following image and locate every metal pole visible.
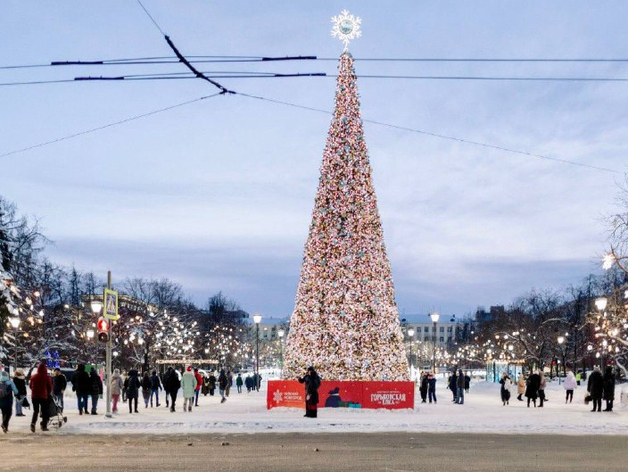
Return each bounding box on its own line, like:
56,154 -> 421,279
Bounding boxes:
432,321 -> 437,372
14,327 -> 18,374
105,271 -> 112,418
255,323 -> 260,391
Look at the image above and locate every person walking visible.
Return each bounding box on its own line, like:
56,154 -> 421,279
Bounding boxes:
575,370 -> 582,386
563,371 -> 577,403
90,368 -> 103,415
52,368 -> 67,411
208,371 -> 216,396
0,370 -> 19,433
516,374 -> 526,401
150,370 -> 162,407
72,364 -> 90,415
427,373 -> 437,404
499,372 -> 512,406
298,366 -> 321,418
587,366 -> 604,413
525,370 -> 541,408
140,372 -> 152,409
218,369 -> 228,404
225,371 -> 233,397
29,361 -> 52,432
12,369 -> 27,417
181,366 -> 197,412
448,371 -> 458,403
193,368 -> 202,406
538,371 -> 547,407
456,369 -> 465,404
125,369 -> 140,414
110,369 -> 123,413
603,366 -> 616,412
164,367 -> 181,412
245,375 -> 252,393
236,373 -> 243,393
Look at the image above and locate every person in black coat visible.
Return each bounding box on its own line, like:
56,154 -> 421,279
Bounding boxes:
448,372 -> 458,403
298,366 -> 321,418
125,369 -> 141,414
163,367 -> 181,412
525,371 -> 541,408
52,368 -> 67,411
602,366 -> 616,412
587,367 -> 604,412
89,369 -> 103,415
419,372 -> 428,403
12,369 -> 27,417
150,371 -> 162,407
72,364 -> 91,415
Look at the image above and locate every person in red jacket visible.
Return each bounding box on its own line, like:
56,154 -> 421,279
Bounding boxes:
193,368 -> 203,407
29,362 -> 52,432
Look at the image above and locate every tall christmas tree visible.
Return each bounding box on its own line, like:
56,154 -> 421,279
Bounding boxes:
283,12 -> 408,381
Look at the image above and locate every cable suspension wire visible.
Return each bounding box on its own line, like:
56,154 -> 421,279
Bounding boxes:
136,0 -> 166,36
0,93 -> 223,159
5,73 -> 628,87
236,92 -> 621,175
6,55 -> 628,69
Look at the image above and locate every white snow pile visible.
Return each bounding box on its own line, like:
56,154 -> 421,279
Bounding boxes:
25,379 -> 627,436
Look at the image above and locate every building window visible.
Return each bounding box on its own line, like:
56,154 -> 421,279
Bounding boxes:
447,337 -> 452,343
439,327 -> 444,333
424,327 -> 429,333
439,336 -> 444,342
424,336 -> 429,342
447,327 -> 452,333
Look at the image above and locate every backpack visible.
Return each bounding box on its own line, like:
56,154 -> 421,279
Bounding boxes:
0,382 -> 11,399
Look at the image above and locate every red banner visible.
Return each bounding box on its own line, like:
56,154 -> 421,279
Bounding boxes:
267,380 -> 414,410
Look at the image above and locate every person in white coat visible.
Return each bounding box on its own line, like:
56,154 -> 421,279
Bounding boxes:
563,370 -> 577,403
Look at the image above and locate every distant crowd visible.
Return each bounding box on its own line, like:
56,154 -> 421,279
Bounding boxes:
0,361 -> 262,434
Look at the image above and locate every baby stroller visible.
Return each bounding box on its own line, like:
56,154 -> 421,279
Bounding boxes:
47,396 -> 68,430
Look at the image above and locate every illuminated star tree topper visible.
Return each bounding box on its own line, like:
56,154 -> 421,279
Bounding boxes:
331,10 -> 362,52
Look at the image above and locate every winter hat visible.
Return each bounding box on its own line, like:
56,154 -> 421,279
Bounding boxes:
14,368 -> 25,378
187,366 -> 192,372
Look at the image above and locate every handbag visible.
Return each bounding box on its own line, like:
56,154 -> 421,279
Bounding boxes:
22,396 -> 30,408
584,394 -> 591,405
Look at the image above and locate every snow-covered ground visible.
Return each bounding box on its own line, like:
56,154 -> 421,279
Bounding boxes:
20,379 -> 627,436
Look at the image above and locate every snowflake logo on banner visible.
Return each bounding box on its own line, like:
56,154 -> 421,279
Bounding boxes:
331,10 -> 362,51
273,390 -> 283,404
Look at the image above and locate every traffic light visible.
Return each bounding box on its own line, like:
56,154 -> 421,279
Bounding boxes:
97,317 -> 110,343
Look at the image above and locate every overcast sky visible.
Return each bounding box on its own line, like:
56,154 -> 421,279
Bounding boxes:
2,1 -> 627,320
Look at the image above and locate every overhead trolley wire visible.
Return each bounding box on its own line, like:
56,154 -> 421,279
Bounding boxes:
6,55 -> 628,70
237,92 -> 622,175
0,93 -> 224,158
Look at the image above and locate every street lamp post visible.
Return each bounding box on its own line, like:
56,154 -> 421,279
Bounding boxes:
86,328 -> 95,362
253,314 -> 262,391
90,298 -> 106,416
9,317 -> 21,374
278,329 -> 285,376
430,313 -> 440,373
557,335 -> 566,379
407,328 -> 415,379
594,297 -> 607,369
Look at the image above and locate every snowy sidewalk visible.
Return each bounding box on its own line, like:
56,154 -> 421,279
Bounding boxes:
23,381 -> 628,436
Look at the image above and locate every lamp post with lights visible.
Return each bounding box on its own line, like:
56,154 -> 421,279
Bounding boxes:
430,313 -> 440,373
9,317 -> 21,374
253,314 -> 262,391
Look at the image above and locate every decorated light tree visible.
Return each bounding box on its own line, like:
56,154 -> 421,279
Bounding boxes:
283,12 -> 408,381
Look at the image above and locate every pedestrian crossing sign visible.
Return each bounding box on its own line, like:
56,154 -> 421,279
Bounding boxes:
103,288 -> 119,320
